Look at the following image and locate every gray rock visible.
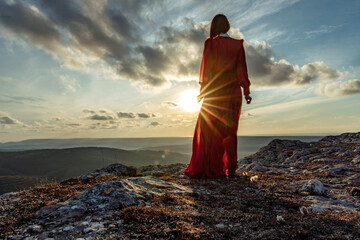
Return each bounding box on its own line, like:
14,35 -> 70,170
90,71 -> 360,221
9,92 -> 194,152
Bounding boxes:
302,179 -> 325,195
79,163 -> 136,179
35,176 -> 191,226
215,223 -> 225,228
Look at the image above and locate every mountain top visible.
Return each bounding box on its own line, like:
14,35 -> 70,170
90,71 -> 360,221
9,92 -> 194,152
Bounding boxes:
0,132 -> 359,239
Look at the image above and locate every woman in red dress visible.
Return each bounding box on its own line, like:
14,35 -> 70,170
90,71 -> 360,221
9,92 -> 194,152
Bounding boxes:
183,14 -> 252,179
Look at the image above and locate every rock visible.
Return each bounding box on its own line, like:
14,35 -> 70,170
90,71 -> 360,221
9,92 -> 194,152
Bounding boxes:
90,222 -> 104,228
302,180 -> 325,195
309,205 -> 326,212
79,163 -> 137,179
215,223 -> 225,228
83,227 -> 92,233
63,226 -> 75,231
304,196 -> 358,212
138,163 -> 187,176
35,176 -> 191,226
276,215 -> 285,222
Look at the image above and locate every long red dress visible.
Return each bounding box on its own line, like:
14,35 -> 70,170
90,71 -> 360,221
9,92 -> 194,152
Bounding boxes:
183,35 -> 251,179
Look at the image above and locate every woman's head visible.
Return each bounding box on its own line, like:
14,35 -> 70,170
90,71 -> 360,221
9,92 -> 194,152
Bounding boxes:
210,13 -> 230,38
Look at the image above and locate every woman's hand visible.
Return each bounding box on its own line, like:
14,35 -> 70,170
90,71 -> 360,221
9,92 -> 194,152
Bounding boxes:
245,95 -> 252,104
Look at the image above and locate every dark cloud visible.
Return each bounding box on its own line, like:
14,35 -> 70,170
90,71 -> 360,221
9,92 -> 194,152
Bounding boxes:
117,112 -> 156,118
35,0 -> 169,86
149,121 -> 160,126
0,0 -> 64,52
135,45 -> 170,75
318,79 -> 360,97
340,79 -> 360,95
117,112 -> 136,118
88,114 -> 115,121
137,113 -> 156,118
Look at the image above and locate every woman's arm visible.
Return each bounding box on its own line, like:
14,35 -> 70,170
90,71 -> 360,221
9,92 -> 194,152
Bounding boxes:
236,40 -> 251,99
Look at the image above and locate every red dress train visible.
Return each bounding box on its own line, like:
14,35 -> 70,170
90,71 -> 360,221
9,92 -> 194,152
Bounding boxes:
183,36 -> 251,179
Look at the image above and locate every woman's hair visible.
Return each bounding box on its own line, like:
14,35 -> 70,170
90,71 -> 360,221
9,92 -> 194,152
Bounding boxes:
210,13 -> 230,38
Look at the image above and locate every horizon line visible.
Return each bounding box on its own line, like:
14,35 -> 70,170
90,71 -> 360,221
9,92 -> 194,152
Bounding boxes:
0,132 -> 348,144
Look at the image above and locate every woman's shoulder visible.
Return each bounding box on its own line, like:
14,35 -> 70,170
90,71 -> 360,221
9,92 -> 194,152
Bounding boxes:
207,36 -> 244,42
225,37 -> 244,43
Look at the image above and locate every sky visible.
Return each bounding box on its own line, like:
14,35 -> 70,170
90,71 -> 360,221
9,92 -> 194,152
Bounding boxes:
0,0 -> 359,142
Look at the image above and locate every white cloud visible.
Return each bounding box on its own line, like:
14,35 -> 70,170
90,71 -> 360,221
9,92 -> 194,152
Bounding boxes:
305,25 -> 342,39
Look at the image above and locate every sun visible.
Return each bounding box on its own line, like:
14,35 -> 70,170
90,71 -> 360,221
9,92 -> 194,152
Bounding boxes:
178,89 -> 202,112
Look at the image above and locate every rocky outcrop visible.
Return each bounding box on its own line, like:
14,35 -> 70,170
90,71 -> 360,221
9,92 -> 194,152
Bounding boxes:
238,132 -> 360,213
79,163 -> 138,179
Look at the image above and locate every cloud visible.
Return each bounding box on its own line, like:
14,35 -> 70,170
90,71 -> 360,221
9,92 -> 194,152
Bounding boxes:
0,0 -> 85,69
149,121 -> 160,126
317,79 -> 360,97
117,112 -> 136,118
0,0 -> 207,87
0,0 -> 63,52
137,113 -> 156,118
163,101 -> 179,109
305,25 -> 342,39
0,0 -> 339,89
88,114 -> 115,121
0,94 -> 45,105
66,123 -> 82,127
0,113 -> 22,125
117,112 -> 156,118
245,41 -> 339,86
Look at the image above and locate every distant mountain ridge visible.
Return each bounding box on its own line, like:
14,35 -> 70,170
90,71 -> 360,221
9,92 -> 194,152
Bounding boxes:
0,147 -> 188,194
0,137 -> 193,152
0,136 -> 323,156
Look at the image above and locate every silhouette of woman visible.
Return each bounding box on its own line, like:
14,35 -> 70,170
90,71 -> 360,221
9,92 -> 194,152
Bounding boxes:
183,14 -> 252,179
